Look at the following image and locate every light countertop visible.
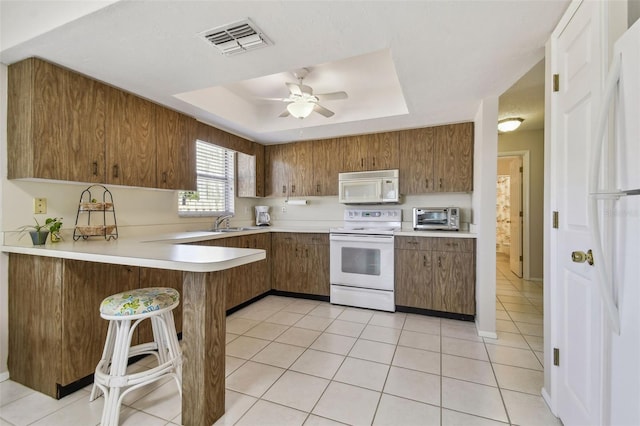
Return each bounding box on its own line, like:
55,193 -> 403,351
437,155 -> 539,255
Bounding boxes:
1,237 -> 265,273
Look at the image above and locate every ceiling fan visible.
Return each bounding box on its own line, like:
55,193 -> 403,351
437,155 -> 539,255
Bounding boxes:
265,68 -> 348,119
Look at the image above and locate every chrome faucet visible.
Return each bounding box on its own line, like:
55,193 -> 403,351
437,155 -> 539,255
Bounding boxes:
212,214 -> 233,231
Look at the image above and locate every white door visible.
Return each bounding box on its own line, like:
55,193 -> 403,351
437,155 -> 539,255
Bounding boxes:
509,157 -> 523,277
551,1 -> 604,424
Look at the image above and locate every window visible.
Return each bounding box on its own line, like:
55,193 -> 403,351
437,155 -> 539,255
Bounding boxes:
178,140 -> 235,216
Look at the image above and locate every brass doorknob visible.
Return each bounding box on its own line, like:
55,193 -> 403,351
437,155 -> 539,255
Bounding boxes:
571,249 -> 594,266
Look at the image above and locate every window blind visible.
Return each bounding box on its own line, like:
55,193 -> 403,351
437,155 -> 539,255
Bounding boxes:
178,140 -> 235,216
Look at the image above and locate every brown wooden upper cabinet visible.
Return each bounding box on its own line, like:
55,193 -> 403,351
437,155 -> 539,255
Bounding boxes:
105,88 -> 156,188
155,106 -> 197,191
8,57 -> 198,190
7,58 -> 108,183
399,123 -> 474,194
265,142 -> 313,197
312,138 -> 343,196
342,132 -> 399,172
237,143 -> 265,198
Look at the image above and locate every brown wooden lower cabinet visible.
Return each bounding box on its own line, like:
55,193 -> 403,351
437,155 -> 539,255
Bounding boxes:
190,234 -> 271,310
395,237 -> 476,315
271,233 -> 329,296
8,255 -> 141,397
8,254 -> 189,398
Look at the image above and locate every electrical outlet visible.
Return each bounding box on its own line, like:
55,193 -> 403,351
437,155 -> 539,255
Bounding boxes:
34,197 -> 47,214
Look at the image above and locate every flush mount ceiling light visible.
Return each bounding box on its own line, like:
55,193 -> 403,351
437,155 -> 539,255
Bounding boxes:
498,117 -> 524,132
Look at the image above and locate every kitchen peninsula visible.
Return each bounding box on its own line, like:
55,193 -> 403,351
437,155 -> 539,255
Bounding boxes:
1,236 -> 265,426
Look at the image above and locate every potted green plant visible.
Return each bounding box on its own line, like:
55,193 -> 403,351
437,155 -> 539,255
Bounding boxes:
18,217 -> 63,245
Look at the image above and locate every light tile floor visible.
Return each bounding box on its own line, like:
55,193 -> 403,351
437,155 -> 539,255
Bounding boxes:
0,255 -> 559,425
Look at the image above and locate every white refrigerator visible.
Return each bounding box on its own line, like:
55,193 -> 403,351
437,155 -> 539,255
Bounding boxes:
589,18 -> 640,425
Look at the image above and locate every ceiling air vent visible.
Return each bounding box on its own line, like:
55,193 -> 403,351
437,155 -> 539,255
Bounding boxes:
199,18 -> 272,56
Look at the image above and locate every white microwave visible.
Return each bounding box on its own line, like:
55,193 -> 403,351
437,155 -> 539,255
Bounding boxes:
338,169 -> 400,204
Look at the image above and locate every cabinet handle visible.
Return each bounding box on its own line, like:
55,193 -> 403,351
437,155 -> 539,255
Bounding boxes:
408,241 -> 418,245
423,255 -> 427,267
316,184 -> 321,193
439,178 -> 443,189
92,161 -> 98,176
291,184 -> 296,194
361,158 -> 364,168
162,172 -> 167,184
373,157 -> 376,167
295,247 -> 299,258
438,256 -> 442,268
445,242 -> 459,247
305,248 -> 309,257
425,178 -> 429,189
282,185 -> 287,195
113,164 -> 119,178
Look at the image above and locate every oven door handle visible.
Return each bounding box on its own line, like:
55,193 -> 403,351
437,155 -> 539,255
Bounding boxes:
329,234 -> 394,244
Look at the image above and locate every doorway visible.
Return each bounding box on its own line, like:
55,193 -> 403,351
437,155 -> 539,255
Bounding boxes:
496,152 -> 529,279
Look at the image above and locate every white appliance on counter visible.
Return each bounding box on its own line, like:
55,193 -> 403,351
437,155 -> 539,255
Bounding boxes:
338,169 -> 400,204
329,208 -> 401,312
255,205 -> 271,226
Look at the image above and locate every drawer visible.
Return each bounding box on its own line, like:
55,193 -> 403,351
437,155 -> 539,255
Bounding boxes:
395,236 -> 436,251
434,238 -> 474,253
297,233 -> 329,245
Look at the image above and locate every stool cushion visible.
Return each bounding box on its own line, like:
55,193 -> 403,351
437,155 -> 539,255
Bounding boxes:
100,287 -> 179,317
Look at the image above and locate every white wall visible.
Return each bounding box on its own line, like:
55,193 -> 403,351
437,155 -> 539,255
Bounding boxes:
472,97 -> 498,338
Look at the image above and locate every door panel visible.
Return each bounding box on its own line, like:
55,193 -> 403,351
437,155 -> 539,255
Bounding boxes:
509,157 -> 523,277
553,1 -> 603,424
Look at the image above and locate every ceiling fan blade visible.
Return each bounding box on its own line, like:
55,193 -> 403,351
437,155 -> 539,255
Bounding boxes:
256,97 -> 290,102
286,82 -> 302,96
315,91 -> 348,101
313,104 -> 334,118
279,109 -> 290,118
286,82 -> 314,96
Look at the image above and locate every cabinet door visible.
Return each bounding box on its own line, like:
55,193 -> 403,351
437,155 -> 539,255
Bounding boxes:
434,123 -> 474,192
399,127 -> 435,194
367,132 -> 399,170
296,234 -> 330,296
252,233 -> 271,297
138,268 -> 184,344
341,135 -> 366,172
237,143 -> 265,198
8,254 -> 63,397
61,67 -> 108,183
395,249 -> 433,308
106,88 -> 156,187
433,251 -> 475,314
265,144 -> 290,197
342,133 -> 398,171
271,234 -> 299,292
312,138 -> 342,195
289,142 -> 314,196
60,260 -> 139,385
156,106 -> 197,191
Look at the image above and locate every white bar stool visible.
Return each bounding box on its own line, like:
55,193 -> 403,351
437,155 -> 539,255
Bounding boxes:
90,287 -> 182,426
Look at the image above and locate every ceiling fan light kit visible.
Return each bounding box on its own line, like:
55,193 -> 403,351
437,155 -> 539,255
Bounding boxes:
497,117 -> 524,132
287,101 -> 315,119
267,68 -> 348,119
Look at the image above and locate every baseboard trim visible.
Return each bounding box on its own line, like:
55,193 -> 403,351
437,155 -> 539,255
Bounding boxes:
541,387 -> 558,417
0,371 -> 9,382
396,305 -> 474,322
477,329 -> 498,339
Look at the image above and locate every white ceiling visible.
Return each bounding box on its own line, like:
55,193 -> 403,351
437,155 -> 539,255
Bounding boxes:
0,0 -> 567,144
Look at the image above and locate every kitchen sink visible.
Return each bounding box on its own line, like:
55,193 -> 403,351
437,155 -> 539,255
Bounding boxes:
214,227 -> 256,232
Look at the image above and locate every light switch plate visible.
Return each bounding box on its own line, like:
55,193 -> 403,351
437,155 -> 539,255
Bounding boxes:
34,197 -> 47,214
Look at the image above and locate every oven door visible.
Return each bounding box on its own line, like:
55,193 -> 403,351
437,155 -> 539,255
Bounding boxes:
330,233 -> 394,290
